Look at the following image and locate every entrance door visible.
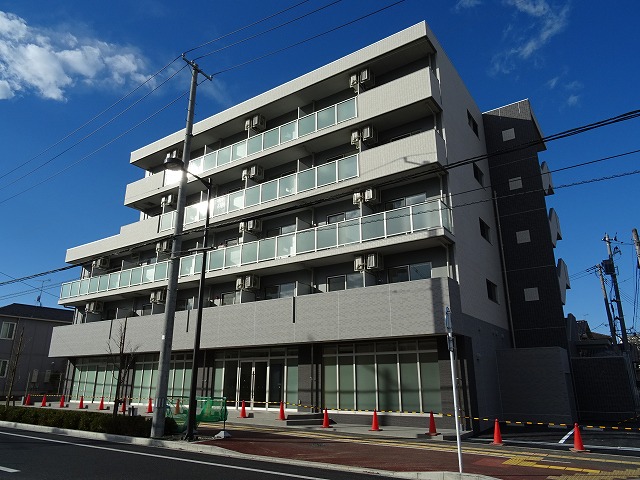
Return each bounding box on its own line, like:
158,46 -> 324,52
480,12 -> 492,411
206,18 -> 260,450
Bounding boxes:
238,361 -> 268,408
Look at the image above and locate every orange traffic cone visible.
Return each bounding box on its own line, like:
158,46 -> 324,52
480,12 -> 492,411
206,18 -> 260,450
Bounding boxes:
41,394 -> 47,407
120,397 -> 127,413
78,395 -> 84,409
59,395 -> 65,408
174,398 -> 181,415
570,423 -> 588,452
491,418 -> 503,446
278,401 -> 286,421
369,409 -> 381,431
147,398 -> 153,414
98,397 -> 105,410
24,394 -> 31,406
427,411 -> 440,436
322,408 -> 331,428
239,400 -> 247,418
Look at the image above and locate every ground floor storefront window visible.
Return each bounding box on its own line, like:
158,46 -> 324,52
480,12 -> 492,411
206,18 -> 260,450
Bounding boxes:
323,338 -> 441,413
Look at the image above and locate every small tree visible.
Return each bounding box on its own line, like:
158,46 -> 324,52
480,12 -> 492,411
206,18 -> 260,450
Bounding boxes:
4,327 -> 25,408
106,318 -> 138,418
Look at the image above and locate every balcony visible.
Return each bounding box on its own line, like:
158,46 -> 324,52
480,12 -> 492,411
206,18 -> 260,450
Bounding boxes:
60,199 -> 452,302
51,277 -> 458,357
159,154 -> 359,232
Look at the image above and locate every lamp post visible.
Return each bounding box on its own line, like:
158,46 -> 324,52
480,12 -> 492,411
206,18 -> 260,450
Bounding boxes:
164,157 -> 212,441
151,57 -> 212,438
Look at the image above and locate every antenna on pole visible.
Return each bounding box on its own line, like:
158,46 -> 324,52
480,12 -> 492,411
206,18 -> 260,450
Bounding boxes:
36,279 -> 50,307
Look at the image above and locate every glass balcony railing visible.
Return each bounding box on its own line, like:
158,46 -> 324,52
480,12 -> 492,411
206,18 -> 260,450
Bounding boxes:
159,154 -> 359,232
164,97 -> 357,187
60,200 -> 452,301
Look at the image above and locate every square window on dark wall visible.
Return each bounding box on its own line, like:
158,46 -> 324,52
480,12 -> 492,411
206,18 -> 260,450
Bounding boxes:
479,218 -> 491,243
467,110 -> 479,137
486,279 -> 498,303
473,163 -> 484,186
327,275 -> 346,292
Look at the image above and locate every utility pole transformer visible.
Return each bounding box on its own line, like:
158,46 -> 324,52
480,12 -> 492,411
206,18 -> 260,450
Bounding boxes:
603,233 -> 629,350
632,228 -> 640,270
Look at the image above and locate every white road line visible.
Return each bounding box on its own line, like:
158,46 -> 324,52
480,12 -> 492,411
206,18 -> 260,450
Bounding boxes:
559,429 -> 574,444
0,431 -> 329,479
0,466 -> 20,473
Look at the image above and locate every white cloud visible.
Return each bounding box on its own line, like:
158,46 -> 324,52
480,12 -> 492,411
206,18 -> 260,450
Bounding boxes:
0,10 -> 152,101
566,94 -> 579,107
491,1 -> 570,74
546,76 -> 559,89
455,0 -> 482,10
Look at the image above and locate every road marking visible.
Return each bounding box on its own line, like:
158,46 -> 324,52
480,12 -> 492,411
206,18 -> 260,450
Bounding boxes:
0,465 -> 19,473
559,429 -> 574,444
0,431 -> 331,479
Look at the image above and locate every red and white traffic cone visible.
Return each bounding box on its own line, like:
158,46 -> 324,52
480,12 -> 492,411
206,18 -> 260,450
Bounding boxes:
147,398 -> 153,414
41,394 -> 47,407
322,408 -> 331,428
427,411 -> 440,436
78,395 -> 84,409
59,395 -> 65,408
98,397 -> 105,410
239,400 -> 247,418
570,423 -> 588,452
278,401 -> 286,421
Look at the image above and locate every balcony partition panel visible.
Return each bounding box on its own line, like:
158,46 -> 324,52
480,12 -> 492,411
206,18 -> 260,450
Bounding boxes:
60,200 -> 451,300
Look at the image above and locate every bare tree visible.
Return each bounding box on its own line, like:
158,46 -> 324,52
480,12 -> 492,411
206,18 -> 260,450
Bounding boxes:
5,327 -> 25,408
106,317 -> 139,418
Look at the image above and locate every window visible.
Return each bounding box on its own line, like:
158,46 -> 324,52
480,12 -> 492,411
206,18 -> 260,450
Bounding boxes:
221,292 -> 236,306
486,280 -> 498,303
502,128 -> 515,142
327,210 -> 359,224
524,287 -> 539,302
389,262 -> 432,283
0,322 -> 16,340
265,282 -> 295,300
479,218 -> 491,243
327,273 -> 364,292
385,193 -> 427,211
473,163 -> 484,186
467,110 -> 479,136
0,359 -> 8,378
508,177 -> 523,190
516,230 -> 531,244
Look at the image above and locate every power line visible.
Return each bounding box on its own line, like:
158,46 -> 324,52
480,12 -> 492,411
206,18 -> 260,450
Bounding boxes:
0,265 -> 78,287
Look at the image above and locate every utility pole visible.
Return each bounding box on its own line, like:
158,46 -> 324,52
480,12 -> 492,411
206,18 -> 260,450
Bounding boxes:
603,233 -> 629,350
596,264 -> 618,343
151,56 -> 212,438
632,228 -> 640,269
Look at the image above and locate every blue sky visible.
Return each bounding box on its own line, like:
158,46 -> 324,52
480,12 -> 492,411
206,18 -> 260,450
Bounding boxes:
0,0 -> 638,336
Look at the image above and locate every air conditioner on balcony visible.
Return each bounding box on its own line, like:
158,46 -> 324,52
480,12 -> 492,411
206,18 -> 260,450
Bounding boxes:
242,165 -> 264,181
350,129 -> 361,146
235,276 -> 245,291
161,194 -> 175,207
349,73 -> 359,90
244,118 -> 252,130
352,191 -> 364,205
150,289 -> 167,304
155,239 -> 172,253
354,255 -> 365,271
166,149 -> 182,161
251,114 -> 266,132
366,252 -> 384,271
86,301 -> 104,313
244,274 -> 260,290
364,188 -> 379,204
359,68 -> 374,87
93,257 -> 110,269
361,125 -> 378,145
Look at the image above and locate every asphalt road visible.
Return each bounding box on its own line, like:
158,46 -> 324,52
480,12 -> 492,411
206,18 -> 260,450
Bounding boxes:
0,427 -> 394,480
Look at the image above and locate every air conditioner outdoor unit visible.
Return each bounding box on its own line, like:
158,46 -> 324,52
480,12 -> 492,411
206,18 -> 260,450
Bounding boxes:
364,188 -> 379,204
161,194 -> 175,207
235,276 -> 245,291
30,370 -> 39,383
251,114 -> 266,132
361,125 -> 378,144
244,118 -> 252,130
244,274 -> 260,290
166,149 -> 182,161
350,129 -> 361,146
93,257 -> 109,269
354,255 -> 365,271
349,73 -> 359,90
86,301 -> 104,313
366,252 -> 384,271
242,165 -> 264,181
359,68 -> 374,86
352,192 -> 363,205
247,219 -> 262,233
155,239 -> 172,253
150,289 -> 167,304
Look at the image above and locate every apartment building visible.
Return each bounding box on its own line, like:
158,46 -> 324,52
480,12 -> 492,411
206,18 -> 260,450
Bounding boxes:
51,21 -> 571,427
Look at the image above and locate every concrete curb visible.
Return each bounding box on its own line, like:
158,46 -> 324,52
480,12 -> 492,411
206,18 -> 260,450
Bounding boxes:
0,421 -> 499,480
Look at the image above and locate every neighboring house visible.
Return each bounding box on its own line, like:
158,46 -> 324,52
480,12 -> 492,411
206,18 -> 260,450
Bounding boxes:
50,21 -> 624,427
0,303 -> 73,399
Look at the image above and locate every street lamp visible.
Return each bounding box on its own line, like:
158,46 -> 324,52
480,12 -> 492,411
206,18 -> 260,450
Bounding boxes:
164,156 -> 212,441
